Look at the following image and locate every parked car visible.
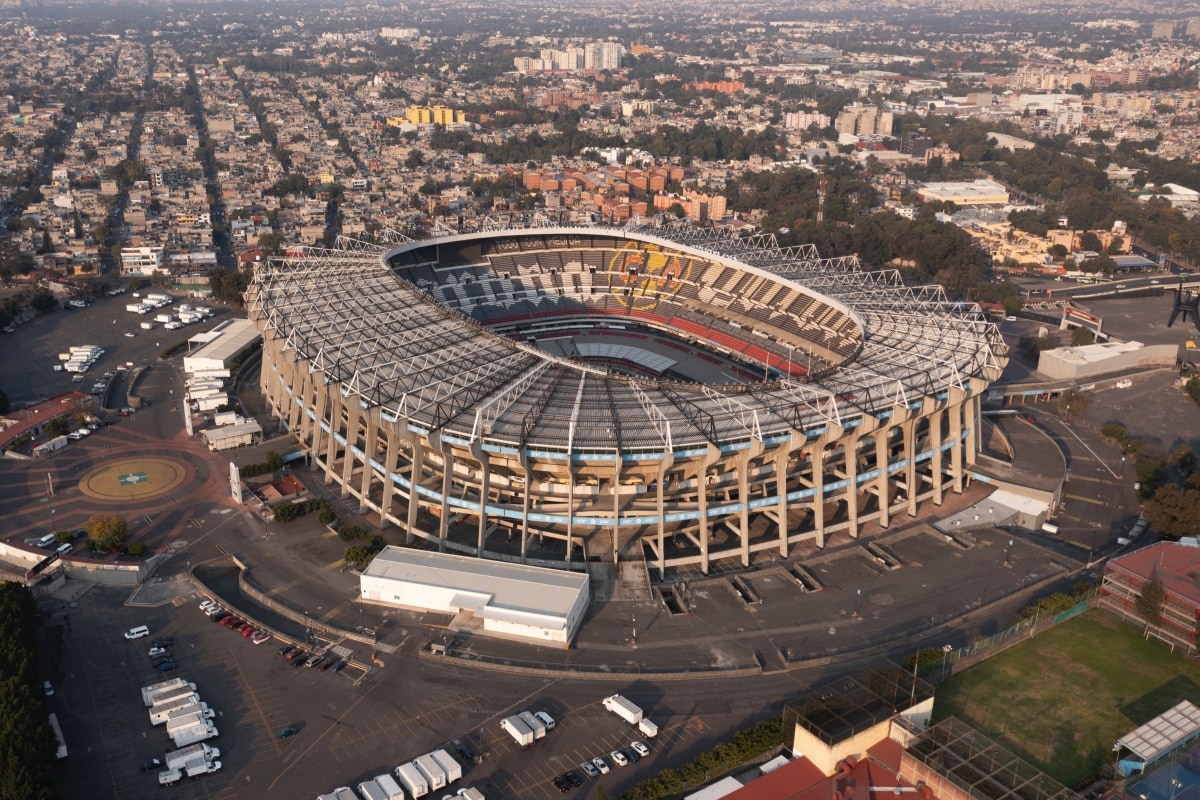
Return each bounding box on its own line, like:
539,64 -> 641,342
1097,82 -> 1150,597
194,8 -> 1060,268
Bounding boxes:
304,654 -> 323,668
278,726 -> 299,739
155,662 -> 177,673
241,626 -> 257,638
552,775 -> 571,793
580,761 -> 599,778
211,612 -> 229,623
199,600 -> 218,612
124,625 -> 150,640
140,757 -> 164,772
252,631 -> 272,645
317,660 -> 333,672
456,744 -> 477,763
592,756 -> 610,775
42,681 -> 53,696
151,636 -> 174,647
330,660 -> 346,673
278,644 -> 295,657
610,750 -> 628,767
535,710 -> 557,730
631,741 -> 650,757
286,649 -> 305,662
148,646 -> 169,658
623,747 -> 641,763
565,771 -> 583,787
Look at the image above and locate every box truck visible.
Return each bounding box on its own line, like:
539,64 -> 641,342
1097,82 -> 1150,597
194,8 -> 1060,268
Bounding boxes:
395,762 -> 429,798
518,711 -> 546,740
638,718 -> 659,738
429,749 -> 462,783
357,779 -> 389,800
164,742 -> 220,769
414,753 -> 448,791
142,678 -> 194,706
603,694 -> 643,724
170,721 -> 217,748
374,773 -> 406,800
317,789 -> 358,800
500,715 -> 534,748
148,695 -> 201,724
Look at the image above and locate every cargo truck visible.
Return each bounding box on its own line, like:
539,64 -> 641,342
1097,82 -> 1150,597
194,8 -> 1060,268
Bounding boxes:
150,686 -> 200,709
317,789 -> 358,800
170,721 -> 217,748
500,715 -> 534,748
148,695 -> 201,724
395,762 -> 430,798
374,773 -> 406,800
164,707 -> 216,732
457,789 -> 485,800
518,711 -> 546,740
164,742 -> 220,769
357,779 -> 389,800
126,303 -> 146,313
638,718 -> 659,738
429,749 -> 463,783
184,759 -> 222,778
602,694 -> 643,724
154,314 -> 173,323
159,768 -> 183,786
414,753 -> 448,791
142,678 -> 194,706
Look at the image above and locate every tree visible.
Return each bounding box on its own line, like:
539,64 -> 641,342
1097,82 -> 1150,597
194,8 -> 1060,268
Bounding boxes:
1070,326 -> 1095,346
1078,231 -> 1103,252
127,541 -> 148,556
1135,574 -> 1166,628
85,514 -> 128,552
404,150 -> 424,169
1048,243 -> 1069,259
1142,484 -> 1200,539
1057,389 -> 1089,420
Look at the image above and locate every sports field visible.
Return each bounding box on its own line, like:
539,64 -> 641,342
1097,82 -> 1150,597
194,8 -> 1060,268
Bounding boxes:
933,609 -> 1200,787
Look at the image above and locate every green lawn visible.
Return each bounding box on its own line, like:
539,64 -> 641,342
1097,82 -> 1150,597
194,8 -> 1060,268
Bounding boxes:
933,609 -> 1200,787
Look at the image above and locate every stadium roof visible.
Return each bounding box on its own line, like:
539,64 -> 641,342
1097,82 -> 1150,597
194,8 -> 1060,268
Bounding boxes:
246,222 -> 1006,454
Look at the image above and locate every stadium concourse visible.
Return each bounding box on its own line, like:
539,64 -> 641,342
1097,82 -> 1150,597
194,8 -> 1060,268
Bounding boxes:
247,220 -> 1007,576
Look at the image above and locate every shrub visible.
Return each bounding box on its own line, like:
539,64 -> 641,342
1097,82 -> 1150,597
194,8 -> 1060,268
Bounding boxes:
336,525 -> 371,542
622,717 -> 782,799
127,541 -> 148,556
272,498 -> 330,523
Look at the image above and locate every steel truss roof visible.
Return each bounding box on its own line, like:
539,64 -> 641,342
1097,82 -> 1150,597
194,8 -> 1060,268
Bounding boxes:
247,224 -> 1006,454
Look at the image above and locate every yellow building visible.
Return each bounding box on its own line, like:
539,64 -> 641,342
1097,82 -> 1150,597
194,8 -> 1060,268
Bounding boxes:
405,106 -> 465,125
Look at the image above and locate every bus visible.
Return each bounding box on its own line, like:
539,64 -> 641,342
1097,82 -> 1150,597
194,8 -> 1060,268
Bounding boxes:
48,713 -> 67,759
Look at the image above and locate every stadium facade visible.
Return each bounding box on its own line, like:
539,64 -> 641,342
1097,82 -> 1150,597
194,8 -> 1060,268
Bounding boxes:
247,222 -> 1006,575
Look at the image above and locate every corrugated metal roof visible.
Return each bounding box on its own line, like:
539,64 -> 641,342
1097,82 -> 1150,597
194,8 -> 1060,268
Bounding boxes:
1117,700 -> 1200,762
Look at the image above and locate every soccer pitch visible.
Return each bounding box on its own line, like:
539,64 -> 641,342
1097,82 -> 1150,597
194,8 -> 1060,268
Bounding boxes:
933,609 -> 1200,787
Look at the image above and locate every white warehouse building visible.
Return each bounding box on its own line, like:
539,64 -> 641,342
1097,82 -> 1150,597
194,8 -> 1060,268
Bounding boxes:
359,548 -> 590,645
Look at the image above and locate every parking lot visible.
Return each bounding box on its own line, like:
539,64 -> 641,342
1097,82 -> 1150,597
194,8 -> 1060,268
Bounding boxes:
42,582 -> 731,800
0,292 -> 230,406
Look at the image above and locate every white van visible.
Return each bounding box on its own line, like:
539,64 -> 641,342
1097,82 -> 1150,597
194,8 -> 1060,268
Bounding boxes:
36,534 -> 57,548
124,625 -> 150,640
56,543 -> 72,556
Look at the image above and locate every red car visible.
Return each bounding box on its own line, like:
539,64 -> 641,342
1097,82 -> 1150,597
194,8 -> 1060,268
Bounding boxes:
221,616 -> 241,628
241,627 -> 257,638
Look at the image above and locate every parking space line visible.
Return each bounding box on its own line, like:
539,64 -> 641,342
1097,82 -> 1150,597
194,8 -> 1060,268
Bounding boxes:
318,558 -> 346,573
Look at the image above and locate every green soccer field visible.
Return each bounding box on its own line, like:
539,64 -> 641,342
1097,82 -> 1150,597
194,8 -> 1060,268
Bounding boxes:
932,609 -> 1200,787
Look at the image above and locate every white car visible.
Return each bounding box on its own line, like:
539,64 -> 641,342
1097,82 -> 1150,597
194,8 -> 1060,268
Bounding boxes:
42,681 -> 54,696
148,646 -> 168,658
199,599 -> 218,612
534,710 -> 556,730
124,332 -> 136,338
610,750 -> 628,767
631,740 -> 650,757
592,756 -> 610,775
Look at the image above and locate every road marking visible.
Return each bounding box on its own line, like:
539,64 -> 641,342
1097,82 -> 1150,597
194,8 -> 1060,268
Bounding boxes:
267,579 -> 300,596
1057,422 -> 1120,478
318,559 -> 345,573
321,601 -> 351,621
1062,493 -> 1107,506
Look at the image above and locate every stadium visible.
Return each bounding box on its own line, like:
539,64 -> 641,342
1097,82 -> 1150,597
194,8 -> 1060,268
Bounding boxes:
247,221 -> 1007,576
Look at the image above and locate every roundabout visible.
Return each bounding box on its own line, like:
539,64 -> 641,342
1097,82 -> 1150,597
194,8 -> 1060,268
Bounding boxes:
78,457 -> 190,502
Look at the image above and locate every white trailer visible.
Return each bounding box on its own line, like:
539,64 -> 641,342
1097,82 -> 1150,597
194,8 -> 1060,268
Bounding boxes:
317,789 -> 358,800
374,773 -> 406,800
500,715 -> 534,748
33,436 -> 70,457
518,711 -> 546,740
164,706 -> 215,731
638,718 -> 659,738
164,742 -> 220,769
414,753 -> 448,791
154,314 -> 173,323
148,695 -> 201,724
126,303 -> 146,313
145,293 -> 171,304
429,749 -> 462,783
150,686 -> 199,709
170,721 -> 217,748
457,789 -> 485,800
192,394 -> 229,412
395,762 -> 429,798
159,768 -> 183,786
602,694 -> 643,724
357,779 -> 389,800
141,678 -> 193,706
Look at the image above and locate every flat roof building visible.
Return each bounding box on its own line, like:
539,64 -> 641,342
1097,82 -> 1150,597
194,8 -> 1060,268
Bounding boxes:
360,547 -> 590,645
182,318 -> 261,374
917,179 -> 1010,205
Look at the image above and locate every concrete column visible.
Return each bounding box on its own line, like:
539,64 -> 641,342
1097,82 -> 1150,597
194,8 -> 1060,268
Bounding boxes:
310,373 -> 329,469
436,436 -> 453,549
406,430 -> 424,543
875,430 -> 890,529
471,442 -> 490,555
655,453 -> 674,579
611,455 -> 622,564
903,418 -> 918,517
339,398 -> 361,498
775,449 -> 791,557
736,442 -> 764,567
930,408 -> 945,505
697,444 -> 721,574
965,393 -> 981,467
358,407 -> 379,512
811,444 -> 826,548
949,400 -> 964,493
324,390 -> 344,485
380,427 -> 398,529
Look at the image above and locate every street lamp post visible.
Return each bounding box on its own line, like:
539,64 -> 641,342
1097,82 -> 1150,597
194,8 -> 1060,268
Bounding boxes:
852,588 -> 862,618
1004,539 -> 1013,567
